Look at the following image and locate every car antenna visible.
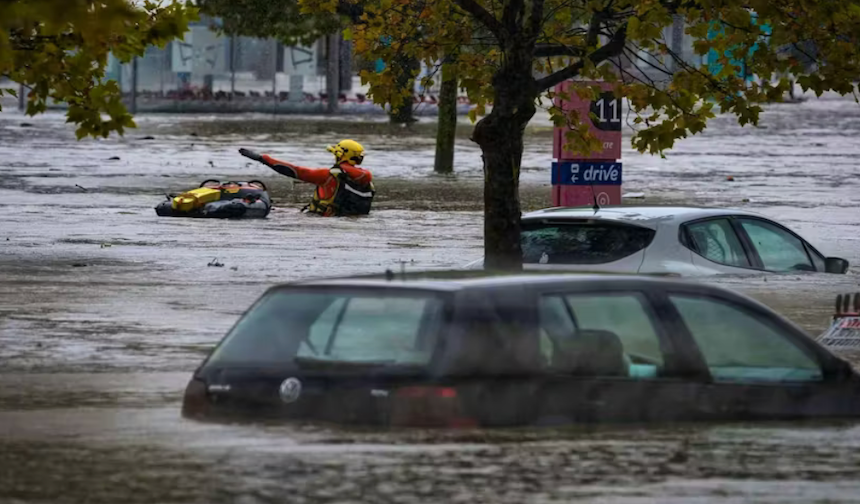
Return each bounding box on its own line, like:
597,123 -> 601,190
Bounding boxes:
590,181 -> 600,215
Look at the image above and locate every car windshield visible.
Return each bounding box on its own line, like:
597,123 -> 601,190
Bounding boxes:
522,221 -> 656,264
203,289 -> 446,369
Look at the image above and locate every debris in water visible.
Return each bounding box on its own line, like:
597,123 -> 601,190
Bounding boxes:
20,122 -> 33,128
208,258 -> 224,267
817,292 -> 860,350
726,175 -> 735,181
71,263 -> 87,267
230,266 -> 238,271
75,184 -> 88,192
100,243 -> 112,248
742,198 -> 750,203
141,136 -> 156,140
108,156 -> 121,161
208,160 -> 214,167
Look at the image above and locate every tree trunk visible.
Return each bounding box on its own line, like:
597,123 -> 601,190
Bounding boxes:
471,60 -> 537,271
389,54 -> 418,124
433,61 -> 458,174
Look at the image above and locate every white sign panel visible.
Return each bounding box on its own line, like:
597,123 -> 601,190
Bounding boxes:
171,26 -> 225,74
283,42 -> 317,76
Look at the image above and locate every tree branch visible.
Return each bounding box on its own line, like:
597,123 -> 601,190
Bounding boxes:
502,0 -> 524,36
452,0 -> 506,41
535,21 -> 628,91
534,44 -> 585,57
586,11 -> 603,49
336,1 -> 365,22
529,0 -> 546,40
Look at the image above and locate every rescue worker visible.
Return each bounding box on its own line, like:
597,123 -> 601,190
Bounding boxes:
238,139 -> 374,216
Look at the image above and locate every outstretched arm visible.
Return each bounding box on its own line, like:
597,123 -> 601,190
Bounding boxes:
239,148 -> 330,185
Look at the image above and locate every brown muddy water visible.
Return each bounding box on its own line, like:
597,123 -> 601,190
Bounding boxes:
2,96 -> 860,503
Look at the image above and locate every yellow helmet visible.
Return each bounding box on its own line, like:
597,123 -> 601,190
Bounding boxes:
326,139 -> 365,166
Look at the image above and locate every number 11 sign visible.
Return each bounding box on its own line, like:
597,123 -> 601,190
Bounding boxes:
552,80 -> 622,160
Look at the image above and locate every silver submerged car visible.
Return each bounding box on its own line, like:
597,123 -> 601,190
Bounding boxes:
466,206 -> 850,276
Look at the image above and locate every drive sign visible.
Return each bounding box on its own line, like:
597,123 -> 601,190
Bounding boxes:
551,80 -> 624,207
551,161 -> 622,185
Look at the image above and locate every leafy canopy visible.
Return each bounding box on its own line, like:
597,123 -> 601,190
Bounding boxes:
1,0 -> 197,139
300,0 -> 860,156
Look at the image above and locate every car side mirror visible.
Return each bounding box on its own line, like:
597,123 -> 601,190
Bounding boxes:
825,257 -> 850,274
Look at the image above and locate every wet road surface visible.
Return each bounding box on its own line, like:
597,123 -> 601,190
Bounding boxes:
2,93 -> 860,502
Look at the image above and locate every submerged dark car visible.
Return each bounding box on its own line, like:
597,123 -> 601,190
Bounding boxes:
182,271 -> 860,427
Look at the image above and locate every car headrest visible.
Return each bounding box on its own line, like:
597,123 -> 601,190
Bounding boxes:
552,329 -> 628,377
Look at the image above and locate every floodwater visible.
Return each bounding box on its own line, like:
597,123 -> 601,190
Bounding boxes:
2,92 -> 860,503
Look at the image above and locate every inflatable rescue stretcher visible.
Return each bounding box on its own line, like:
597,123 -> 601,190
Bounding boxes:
155,180 -> 272,219
816,292 -> 860,350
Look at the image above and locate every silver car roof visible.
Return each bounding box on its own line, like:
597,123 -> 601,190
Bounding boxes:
523,205 -> 768,229
289,272 -> 690,291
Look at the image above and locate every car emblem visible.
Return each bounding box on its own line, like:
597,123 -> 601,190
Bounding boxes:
278,377 -> 302,404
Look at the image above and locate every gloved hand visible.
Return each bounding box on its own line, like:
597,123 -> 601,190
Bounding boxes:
239,148 -> 268,165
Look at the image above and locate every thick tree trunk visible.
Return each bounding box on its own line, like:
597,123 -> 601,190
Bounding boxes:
433,61 -> 458,174
389,54 -> 419,124
471,58 -> 537,271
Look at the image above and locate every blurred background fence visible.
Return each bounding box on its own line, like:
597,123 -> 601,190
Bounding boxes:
72,18 -> 473,116
3,15 -> 797,117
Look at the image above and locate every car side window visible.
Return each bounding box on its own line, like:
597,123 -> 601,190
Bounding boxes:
303,296 -> 441,364
538,293 -> 665,378
684,219 -> 750,268
669,294 -> 823,383
738,219 -> 815,272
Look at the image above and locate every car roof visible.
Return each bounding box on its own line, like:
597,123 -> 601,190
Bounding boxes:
281,269 -> 700,293
523,205 -> 767,229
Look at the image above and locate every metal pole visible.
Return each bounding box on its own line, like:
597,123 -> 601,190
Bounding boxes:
131,56 -> 138,114
230,34 -> 236,99
272,38 -> 278,112
18,83 -> 24,111
326,32 -> 340,114
670,14 -> 684,73
339,37 -> 352,92
160,48 -> 165,96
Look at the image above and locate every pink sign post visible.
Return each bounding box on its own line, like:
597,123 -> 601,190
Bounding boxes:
552,80 -> 623,207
